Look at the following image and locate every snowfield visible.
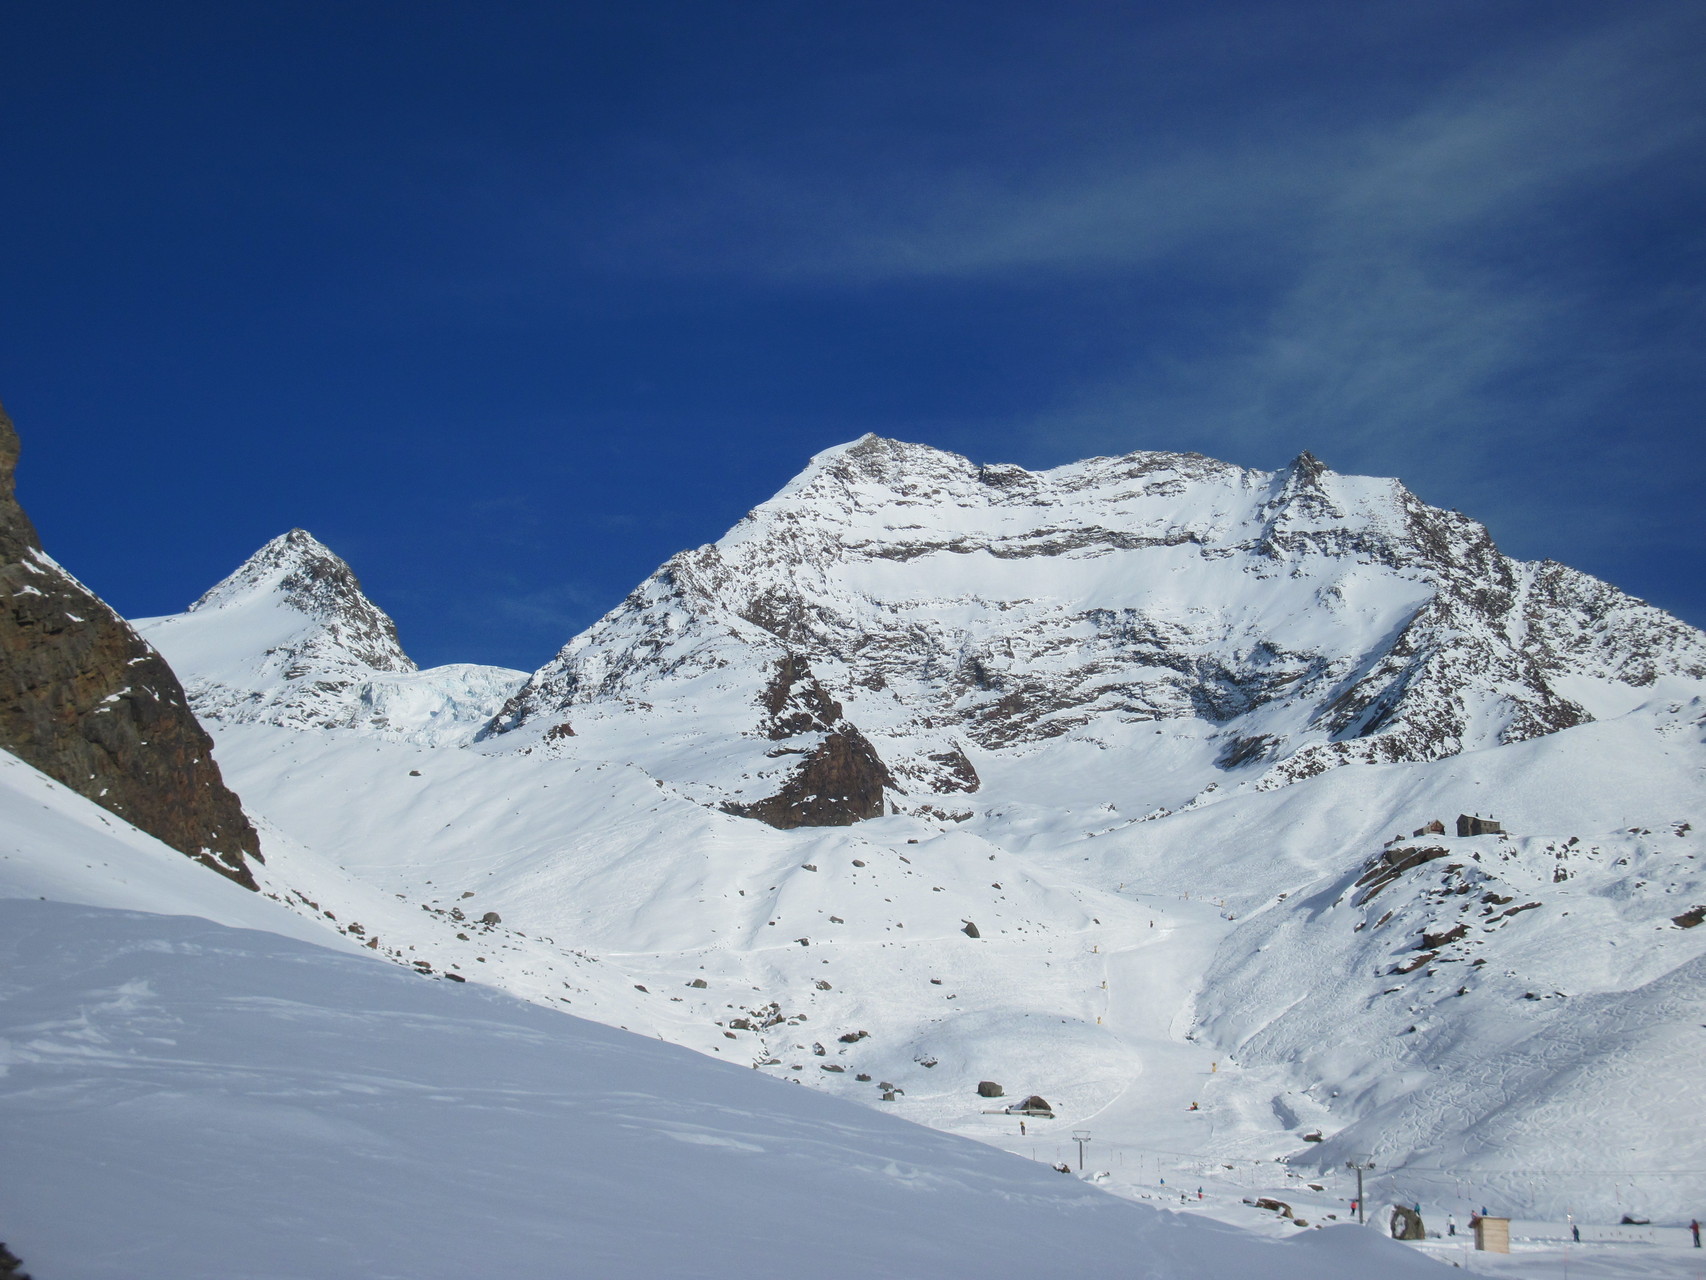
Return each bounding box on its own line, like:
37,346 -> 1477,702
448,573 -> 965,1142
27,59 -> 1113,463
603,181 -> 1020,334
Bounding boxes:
0,756 -> 1449,1279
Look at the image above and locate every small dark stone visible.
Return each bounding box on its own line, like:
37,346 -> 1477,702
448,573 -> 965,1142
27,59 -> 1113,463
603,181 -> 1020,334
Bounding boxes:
479,911 -> 501,925
688,978 -> 709,988
976,1080 -> 1004,1097
444,973 -> 466,983
962,921 -> 981,939
1421,923 -> 1468,949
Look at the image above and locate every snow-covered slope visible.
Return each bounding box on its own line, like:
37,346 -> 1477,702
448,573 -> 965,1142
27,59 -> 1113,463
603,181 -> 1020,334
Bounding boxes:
135,436 -> 1706,1232
1075,693 -> 1706,1220
140,528 -> 524,743
0,752 -> 1452,1280
0,749 -> 322,940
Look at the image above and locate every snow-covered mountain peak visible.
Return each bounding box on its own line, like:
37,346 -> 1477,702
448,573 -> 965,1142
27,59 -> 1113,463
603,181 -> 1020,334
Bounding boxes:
143,531 -> 523,742
490,436 -> 1706,831
187,527 -> 413,672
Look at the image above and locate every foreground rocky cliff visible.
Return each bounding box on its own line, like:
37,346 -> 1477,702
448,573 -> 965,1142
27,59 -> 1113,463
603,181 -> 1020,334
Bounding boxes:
0,403 -> 260,887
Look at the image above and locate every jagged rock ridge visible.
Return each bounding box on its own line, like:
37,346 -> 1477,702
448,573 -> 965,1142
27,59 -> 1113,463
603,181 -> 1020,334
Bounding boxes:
0,403 -> 260,887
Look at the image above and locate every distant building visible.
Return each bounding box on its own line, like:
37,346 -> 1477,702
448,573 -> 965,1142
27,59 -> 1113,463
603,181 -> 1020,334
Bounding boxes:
1473,1216 -> 1511,1253
1457,814 -> 1503,838
1413,820 -> 1446,837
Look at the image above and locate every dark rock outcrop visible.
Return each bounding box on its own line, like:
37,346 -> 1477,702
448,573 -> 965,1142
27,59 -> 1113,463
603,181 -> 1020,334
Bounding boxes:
1352,845 -> 1449,906
1390,1205 -> 1426,1240
0,402 -> 261,888
724,655 -> 895,829
0,1238 -> 32,1279
727,726 -> 893,828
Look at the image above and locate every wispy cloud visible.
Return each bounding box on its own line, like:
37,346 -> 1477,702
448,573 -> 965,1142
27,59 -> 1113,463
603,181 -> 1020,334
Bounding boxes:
981,8 -> 1706,496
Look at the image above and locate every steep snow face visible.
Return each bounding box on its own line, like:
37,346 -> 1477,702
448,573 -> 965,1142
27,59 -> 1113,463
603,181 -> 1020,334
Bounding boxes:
487,436 -> 1706,818
140,529 -> 525,743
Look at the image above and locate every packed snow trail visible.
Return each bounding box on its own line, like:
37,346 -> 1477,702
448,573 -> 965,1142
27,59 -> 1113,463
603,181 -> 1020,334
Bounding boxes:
1087,898 -> 1238,1142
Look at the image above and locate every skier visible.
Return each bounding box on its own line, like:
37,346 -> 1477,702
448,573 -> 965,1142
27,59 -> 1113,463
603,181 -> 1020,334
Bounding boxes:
1568,1213 -> 1578,1244
1019,1120 -> 1026,1137
1447,1214 -> 1456,1237
1691,1218 -> 1700,1248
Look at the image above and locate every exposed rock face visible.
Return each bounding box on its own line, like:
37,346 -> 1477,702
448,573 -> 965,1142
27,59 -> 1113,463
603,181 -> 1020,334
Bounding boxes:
0,403 -> 260,887
723,656 -> 896,828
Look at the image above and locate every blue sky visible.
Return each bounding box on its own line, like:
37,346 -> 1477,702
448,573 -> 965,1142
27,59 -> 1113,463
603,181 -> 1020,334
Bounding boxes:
3,1 -> 1703,671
